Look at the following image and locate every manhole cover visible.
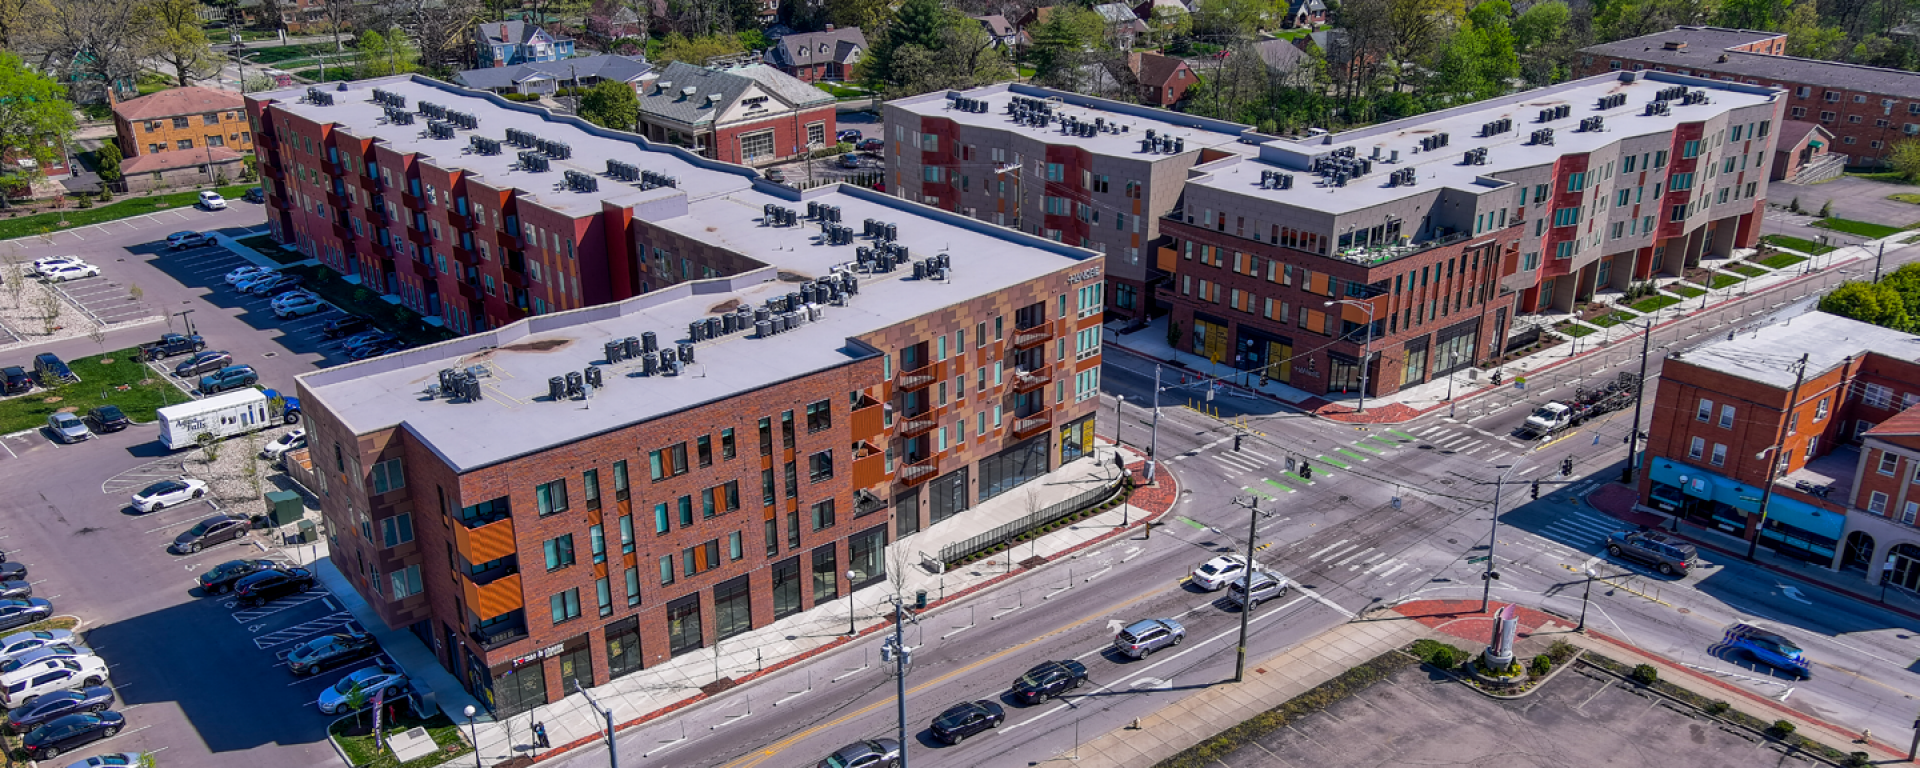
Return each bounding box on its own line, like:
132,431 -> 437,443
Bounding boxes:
1439,479 -> 1455,485
263,352 -> 277,357
1446,539 -> 1458,544
1677,608 -> 1690,614
1337,496 -> 1349,503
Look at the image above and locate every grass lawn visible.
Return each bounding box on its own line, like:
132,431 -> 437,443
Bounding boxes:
1889,193 -> 1920,205
815,82 -> 869,100
1694,272 -> 1743,289
330,712 -> 472,768
1756,251 -> 1808,269
1760,234 -> 1834,255
249,43 -> 330,65
1016,65 -> 1037,78
1848,170 -> 1917,184
283,264 -> 457,348
1814,217 -> 1907,239
1665,284 -> 1706,298
1588,309 -> 1639,328
0,348 -> 190,435
238,234 -> 305,265
1725,263 -> 1769,277
1629,294 -> 1682,313
1556,322 -> 1598,338
0,185 -> 252,241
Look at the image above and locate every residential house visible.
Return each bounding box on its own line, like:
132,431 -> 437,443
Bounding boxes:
114,86 -> 254,159
453,54 -> 653,97
636,61 -> 836,167
1092,3 -> 1149,48
1126,51 -> 1195,107
476,21 -> 577,68
768,26 -> 867,83
120,149 -> 247,194
973,15 -> 1019,49
1771,120 -> 1843,183
1283,0 -> 1327,29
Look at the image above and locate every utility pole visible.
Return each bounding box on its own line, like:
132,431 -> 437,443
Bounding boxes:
881,599 -> 913,768
1481,474 -> 1506,613
1874,241 -> 1888,282
1621,321 -> 1652,484
572,679 -> 618,768
1147,364 -> 1161,484
1748,353 -> 1809,560
1576,566 -> 1596,633
1232,495 -> 1262,683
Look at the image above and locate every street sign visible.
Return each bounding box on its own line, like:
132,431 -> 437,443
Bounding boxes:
1466,555 -> 1490,564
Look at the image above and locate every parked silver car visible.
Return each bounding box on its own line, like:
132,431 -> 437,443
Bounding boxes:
1113,618 -> 1185,659
47,413 -> 90,443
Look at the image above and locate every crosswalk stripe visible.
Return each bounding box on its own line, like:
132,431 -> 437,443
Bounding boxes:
1317,543 -> 1361,563
1542,523 -> 1604,544
1376,562 -> 1409,580
1243,448 -> 1276,462
1306,539 -> 1351,560
1362,557 -> 1399,574
1363,436 -> 1398,449
1414,425 -> 1444,436
1333,547 -> 1374,567
1555,514 -> 1619,536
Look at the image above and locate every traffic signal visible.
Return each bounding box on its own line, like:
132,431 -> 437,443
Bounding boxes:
1233,433 -> 1244,452
1530,480 -> 1541,500
1561,457 -> 1574,477
1300,462 -> 1313,479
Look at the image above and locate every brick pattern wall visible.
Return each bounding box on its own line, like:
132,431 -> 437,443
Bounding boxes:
117,109 -> 254,158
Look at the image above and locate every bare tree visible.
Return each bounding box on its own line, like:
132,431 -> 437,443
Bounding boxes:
242,432 -> 265,502
196,431 -> 223,467
2,247 -> 26,309
372,0 -> 484,73
86,323 -> 106,353
35,286 -> 61,336
26,0 -> 154,104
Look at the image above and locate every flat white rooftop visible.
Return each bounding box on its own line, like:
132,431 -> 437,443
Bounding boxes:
1675,311 -> 1920,390
888,82 -> 1262,160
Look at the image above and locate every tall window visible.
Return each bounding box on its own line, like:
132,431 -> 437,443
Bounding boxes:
536,480 -> 568,516
782,410 -> 796,448
1718,404 -> 1735,429
714,576 -> 753,640
371,458 -> 406,494
550,588 -> 581,624
583,469 -> 601,510
811,499 -> 836,530
806,399 -> 832,432
1696,398 -> 1713,422
614,460 -> 630,500
667,595 -> 702,655
809,450 -> 834,482
543,534 -> 575,571
650,443 -> 689,479
697,435 -> 714,467
772,557 -> 802,619
811,545 -> 839,603
721,428 -> 736,459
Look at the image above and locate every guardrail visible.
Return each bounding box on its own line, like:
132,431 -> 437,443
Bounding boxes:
937,477 -> 1125,568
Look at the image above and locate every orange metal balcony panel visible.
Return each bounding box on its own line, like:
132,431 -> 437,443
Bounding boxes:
850,403 -> 884,443
453,516 -> 517,563
462,572 -> 523,620
851,450 -> 888,488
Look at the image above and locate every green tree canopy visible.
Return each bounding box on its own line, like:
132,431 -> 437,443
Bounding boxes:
148,0 -> 221,87
1890,139 -> 1920,182
577,80 -> 639,130
1512,1 -> 1569,51
95,141 -> 121,183
356,29 -> 421,78
862,0 -> 948,89
1819,280 -> 1913,332
0,52 -> 77,201
652,33 -> 744,65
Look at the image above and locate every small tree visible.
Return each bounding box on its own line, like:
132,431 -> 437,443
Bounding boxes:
2,250 -> 25,308
1787,196 -> 1800,212
1631,663 -> 1659,685
241,155 -> 258,182
1888,139 -> 1920,182
1166,319 -> 1182,349
1819,199 -> 1833,218
129,283 -> 144,304
35,286 -> 61,335
196,431 -> 222,466
96,142 -> 123,185
87,323 -> 106,353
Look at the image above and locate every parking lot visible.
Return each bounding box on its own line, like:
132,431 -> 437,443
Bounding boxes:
45,271 -> 159,327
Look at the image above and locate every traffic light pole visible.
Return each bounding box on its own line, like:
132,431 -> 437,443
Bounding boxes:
1233,496 -> 1260,683
1621,321 -> 1652,485
1481,475 -> 1506,613
891,599 -> 908,768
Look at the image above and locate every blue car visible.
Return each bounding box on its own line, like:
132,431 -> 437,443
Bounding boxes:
1722,623 -> 1811,679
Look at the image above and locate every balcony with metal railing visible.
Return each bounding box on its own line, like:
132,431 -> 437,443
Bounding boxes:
899,456 -> 940,485
1011,366 -> 1051,393
1012,319 -> 1056,350
1013,411 -> 1053,439
895,359 -> 943,391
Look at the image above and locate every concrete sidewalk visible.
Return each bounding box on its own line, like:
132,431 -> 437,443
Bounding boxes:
307,554 -> 489,723
1107,229 -> 1915,426
469,439 -> 1180,767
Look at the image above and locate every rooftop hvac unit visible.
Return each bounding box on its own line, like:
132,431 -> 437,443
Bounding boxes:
419,101 -> 445,119
677,342 -> 695,363
689,320 -> 707,342
808,304 -> 823,321
605,339 -> 627,363
885,222 -> 898,242
642,351 -> 660,375
506,128 -> 535,147
565,371 -> 584,398
564,170 -> 598,192
663,356 -> 681,376
607,160 -> 639,181
721,312 -> 738,334
518,152 -> 550,172
428,120 -> 455,140
471,136 -> 502,155
548,376 -> 566,401
585,366 -> 604,388
642,332 -> 658,353
756,320 -> 773,337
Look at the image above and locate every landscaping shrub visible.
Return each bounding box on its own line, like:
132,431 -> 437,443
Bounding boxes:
1631,664 -> 1658,685
1770,719 -> 1797,739
1410,639 -> 1463,669
1547,640 -> 1576,663
1529,654 -> 1552,676
1705,699 -> 1730,715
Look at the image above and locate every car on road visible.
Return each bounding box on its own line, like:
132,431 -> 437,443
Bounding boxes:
1191,555 -> 1256,591
84,406 -> 131,433
2,646 -> 97,676
764,168 -> 788,184
30,257 -> 84,276
0,582 -> 29,600
234,566 -> 315,607
243,187 -> 265,203
837,153 -> 862,169
317,665 -> 408,714
286,629 -> 380,676
857,138 -> 883,153
33,353 -> 77,386
59,753 -> 145,768
21,711 -> 124,761
2,366 -> 31,395
197,558 -> 279,595
1724,623 -> 1811,679
130,478 -> 208,513
816,738 -> 901,768
171,514 -> 251,554
166,231 -> 216,249
39,263 -> 100,282
321,315 -> 374,338
4,686 -> 114,732
173,350 -> 233,378
1605,530 -> 1697,576
226,265 -> 273,285
1113,618 -> 1185,659
47,413 -> 90,443
0,563 -> 25,582
1010,660 -> 1088,705
837,129 -> 862,143
0,598 -> 54,635
1225,570 -> 1291,608
273,292 -> 327,318
198,364 -> 259,394
929,700 -> 1004,744
261,428 -> 307,460
197,191 -> 227,210
0,631 -> 72,660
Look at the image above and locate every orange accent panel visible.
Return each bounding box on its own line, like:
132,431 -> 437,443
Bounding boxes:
462,572 -> 523,620
452,516 -> 517,564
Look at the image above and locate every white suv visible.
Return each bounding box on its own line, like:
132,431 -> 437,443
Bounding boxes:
198,191 -> 228,210
0,656 -> 109,708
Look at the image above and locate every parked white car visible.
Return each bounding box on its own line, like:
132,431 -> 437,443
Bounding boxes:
0,656 -> 110,708
226,266 -> 272,285
261,429 -> 307,460
0,631 -> 75,659
272,293 -> 326,318
130,478 -> 209,513
39,263 -> 100,282
0,645 -> 96,676
317,665 -> 407,714
198,191 -> 227,210
30,257 -> 85,276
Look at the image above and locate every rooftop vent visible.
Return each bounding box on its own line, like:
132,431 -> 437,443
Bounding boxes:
427,120 -> 455,140
1462,147 -> 1487,165
1528,128 -> 1555,145
564,169 -> 598,192
607,159 -> 640,182
471,135 -> 502,155
1663,40 -> 1687,51
1579,116 -> 1605,132
505,128 -> 536,148
419,101 -> 447,119
518,151 -> 550,172
1597,93 -> 1627,110
1388,167 -> 1417,187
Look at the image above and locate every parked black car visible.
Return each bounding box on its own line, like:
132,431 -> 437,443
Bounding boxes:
243,187 -> 265,203
21,711 -> 124,760
258,278 -> 308,297
321,315 -> 374,339
0,599 -> 52,632
0,563 -> 25,581
4,686 -> 114,732
1009,660 -> 1087,704
1,366 -> 31,395
198,559 -> 279,595
173,350 -> 233,378
234,566 -> 315,607
286,629 -> 379,675
84,406 -> 131,433
32,353 -> 76,386
348,341 -> 402,361
929,700 -> 1004,745
171,514 -> 251,554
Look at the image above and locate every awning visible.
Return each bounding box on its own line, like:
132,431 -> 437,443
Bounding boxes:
1809,140 -> 1824,149
1759,494 -> 1845,540
1649,459 -> 1720,499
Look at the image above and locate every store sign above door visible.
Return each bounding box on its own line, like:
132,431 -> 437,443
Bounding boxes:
1067,266 -> 1102,284
512,643 -> 566,668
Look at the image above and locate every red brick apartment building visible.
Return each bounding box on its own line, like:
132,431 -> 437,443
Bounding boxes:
1636,311 -> 1920,586
1579,26 -> 1920,169
270,76 -> 1104,716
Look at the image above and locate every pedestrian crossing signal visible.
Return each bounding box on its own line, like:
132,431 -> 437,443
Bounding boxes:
1300,462 -> 1312,479
1233,434 -> 1243,452
1530,480 -> 1541,500
1561,458 -> 1574,477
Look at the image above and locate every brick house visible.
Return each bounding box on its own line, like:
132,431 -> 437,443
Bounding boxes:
1636,311 -> 1920,585
1125,52 -> 1195,107
767,26 -> 866,83
637,62 -> 835,168
1578,26 -> 1920,168
1770,120 -> 1841,183
114,86 -> 254,159
120,148 -> 247,194
253,73 -> 1104,716
476,21 -> 576,69
1283,0 -> 1327,29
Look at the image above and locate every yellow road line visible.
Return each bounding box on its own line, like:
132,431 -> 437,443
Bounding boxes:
720,587 -> 1168,768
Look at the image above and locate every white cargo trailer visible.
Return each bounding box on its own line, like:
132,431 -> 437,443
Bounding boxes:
158,388 -> 274,450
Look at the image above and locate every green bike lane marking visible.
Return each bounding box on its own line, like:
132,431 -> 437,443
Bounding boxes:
1315,454 -> 1351,469
1279,470 -> 1314,485
1174,516 -> 1210,530
1263,477 -> 1299,493
1242,485 -> 1282,501
1349,441 -> 1384,455
1334,447 -> 1371,462
1388,429 -> 1420,441
1363,435 -> 1398,449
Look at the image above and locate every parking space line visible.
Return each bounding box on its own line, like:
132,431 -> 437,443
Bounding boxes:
232,591 -> 330,623
254,612 -> 356,649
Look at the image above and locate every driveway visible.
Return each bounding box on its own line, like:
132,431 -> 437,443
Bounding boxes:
1771,174 -> 1920,229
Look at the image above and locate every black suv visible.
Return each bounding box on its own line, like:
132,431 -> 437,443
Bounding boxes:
32,354 -> 76,386
1010,660 -> 1088,704
198,558 -> 279,595
321,315 -> 374,339
1,366 -> 30,395
234,566 -> 315,607
286,629 -> 379,676
1605,530 -> 1698,576
84,406 -> 131,432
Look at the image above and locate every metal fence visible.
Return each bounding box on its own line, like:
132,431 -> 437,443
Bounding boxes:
938,479 -> 1125,568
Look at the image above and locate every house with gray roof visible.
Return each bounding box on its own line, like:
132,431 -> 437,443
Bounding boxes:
768,26 -> 867,82
636,61 -> 838,167
452,54 -> 653,96
475,20 -> 576,69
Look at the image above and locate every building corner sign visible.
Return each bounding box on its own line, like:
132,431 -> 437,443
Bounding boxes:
1067,265 -> 1103,285
511,643 -> 566,669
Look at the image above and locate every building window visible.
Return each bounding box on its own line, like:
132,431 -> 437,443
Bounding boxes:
811,499 -> 836,530
1869,491 -> 1889,514
1880,451 -> 1901,476
624,567 -> 641,607
806,399 -> 832,432
371,458 -> 405,494
1710,443 -> 1727,466
697,435 -> 713,467
388,565 -> 422,599
772,557 -> 801,619
583,469 -> 601,510
655,502 -> 670,534
1815,398 -> 1829,421
659,554 -> 675,584
1863,383 -> 1894,409
543,534 -> 575,571
536,479 -> 569,515
667,595 -> 702,656
1696,398 -> 1713,422
650,442 -> 689,479
380,513 -> 413,548
590,523 -> 606,563
721,428 -> 736,459
1689,437 -> 1704,460
614,460 -> 630,500
550,588 -> 581,624
620,514 -> 635,553
806,122 -> 825,147
808,450 -> 834,482
811,545 -> 838,603
1718,404 -> 1734,429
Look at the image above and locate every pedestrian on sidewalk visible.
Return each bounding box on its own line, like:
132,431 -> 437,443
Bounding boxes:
532,721 -> 549,751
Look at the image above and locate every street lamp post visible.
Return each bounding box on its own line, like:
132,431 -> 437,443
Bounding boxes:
1230,496 -> 1262,683
1577,566 -> 1596,633
463,705 -> 481,768
846,570 -> 858,635
1147,364 -> 1161,484
1325,300 -> 1375,413
1112,394 -> 1124,447
572,679 -> 619,768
